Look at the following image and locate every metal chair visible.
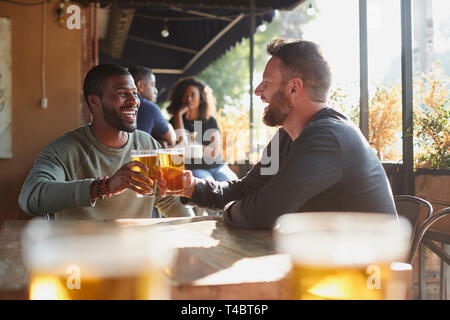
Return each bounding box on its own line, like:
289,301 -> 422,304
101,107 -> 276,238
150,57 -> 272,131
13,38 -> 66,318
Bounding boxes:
394,195 -> 433,242
409,207 -> 450,300
394,195 -> 433,299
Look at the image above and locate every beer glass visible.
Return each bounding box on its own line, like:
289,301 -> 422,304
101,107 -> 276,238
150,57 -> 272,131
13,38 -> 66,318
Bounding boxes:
22,220 -> 175,300
131,149 -> 158,197
158,147 -> 185,194
274,212 -> 412,300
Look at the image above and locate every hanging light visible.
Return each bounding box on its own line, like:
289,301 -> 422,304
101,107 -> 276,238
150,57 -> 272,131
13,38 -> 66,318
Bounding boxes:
258,23 -> 267,33
306,3 -> 316,16
161,19 -> 169,38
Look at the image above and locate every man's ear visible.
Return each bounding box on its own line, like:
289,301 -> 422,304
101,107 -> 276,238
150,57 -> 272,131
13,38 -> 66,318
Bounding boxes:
88,95 -> 101,111
136,80 -> 144,93
289,78 -> 304,96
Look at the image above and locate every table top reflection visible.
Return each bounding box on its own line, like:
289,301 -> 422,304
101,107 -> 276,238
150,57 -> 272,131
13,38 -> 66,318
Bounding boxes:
0,216 -> 292,300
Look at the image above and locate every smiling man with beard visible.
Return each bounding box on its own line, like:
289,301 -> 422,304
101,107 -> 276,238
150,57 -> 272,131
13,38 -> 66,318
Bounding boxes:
19,64 -> 193,220
168,39 -> 397,229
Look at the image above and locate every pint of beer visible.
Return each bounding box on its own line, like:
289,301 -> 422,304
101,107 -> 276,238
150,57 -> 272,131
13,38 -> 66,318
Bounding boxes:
131,149 -> 158,196
158,148 -> 185,194
22,221 -> 175,300
274,212 -> 412,300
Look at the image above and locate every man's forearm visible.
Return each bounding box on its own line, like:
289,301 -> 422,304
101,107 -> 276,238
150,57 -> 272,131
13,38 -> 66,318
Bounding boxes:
223,201 -> 250,229
181,179 -> 246,211
19,178 -> 94,216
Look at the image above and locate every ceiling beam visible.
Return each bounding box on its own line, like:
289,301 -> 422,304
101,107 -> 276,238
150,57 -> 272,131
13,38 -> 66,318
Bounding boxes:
183,13 -> 245,72
152,69 -> 184,74
104,7 -> 135,59
128,35 -> 197,54
169,6 -> 233,22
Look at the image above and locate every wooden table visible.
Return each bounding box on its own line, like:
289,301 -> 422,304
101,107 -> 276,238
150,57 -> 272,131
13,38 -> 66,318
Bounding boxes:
0,216 -> 293,300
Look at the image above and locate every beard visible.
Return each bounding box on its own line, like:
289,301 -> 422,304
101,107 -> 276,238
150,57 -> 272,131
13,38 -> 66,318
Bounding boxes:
101,101 -> 137,133
262,89 -> 291,127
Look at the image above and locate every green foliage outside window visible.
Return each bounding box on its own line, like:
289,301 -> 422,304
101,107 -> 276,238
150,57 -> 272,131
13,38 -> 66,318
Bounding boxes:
330,63 -> 449,170
413,63 -> 449,169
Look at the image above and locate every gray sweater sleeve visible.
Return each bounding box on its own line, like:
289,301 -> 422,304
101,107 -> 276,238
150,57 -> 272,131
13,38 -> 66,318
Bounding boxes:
18,147 -> 94,216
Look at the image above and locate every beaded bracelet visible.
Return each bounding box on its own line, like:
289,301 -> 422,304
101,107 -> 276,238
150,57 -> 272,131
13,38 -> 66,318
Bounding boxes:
95,176 -> 111,200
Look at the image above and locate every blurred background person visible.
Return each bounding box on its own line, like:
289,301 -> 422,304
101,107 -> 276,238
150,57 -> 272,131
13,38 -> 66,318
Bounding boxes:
128,66 -> 175,148
167,77 -> 238,199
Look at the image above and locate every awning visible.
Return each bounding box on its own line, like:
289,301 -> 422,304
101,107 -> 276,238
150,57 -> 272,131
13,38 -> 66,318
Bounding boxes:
78,0 -> 305,101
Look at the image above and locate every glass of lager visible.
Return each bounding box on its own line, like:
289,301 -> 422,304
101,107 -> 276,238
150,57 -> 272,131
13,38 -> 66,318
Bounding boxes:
131,149 -> 158,197
22,220 -> 175,300
158,147 -> 185,194
274,212 -> 412,300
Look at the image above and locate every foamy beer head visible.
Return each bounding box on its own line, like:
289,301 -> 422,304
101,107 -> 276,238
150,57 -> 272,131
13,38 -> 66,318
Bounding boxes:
274,212 -> 412,300
22,220 -> 175,300
158,147 -> 185,194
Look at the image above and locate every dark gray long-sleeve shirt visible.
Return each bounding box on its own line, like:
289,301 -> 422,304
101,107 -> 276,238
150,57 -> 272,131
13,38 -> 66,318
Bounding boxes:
183,108 -> 397,229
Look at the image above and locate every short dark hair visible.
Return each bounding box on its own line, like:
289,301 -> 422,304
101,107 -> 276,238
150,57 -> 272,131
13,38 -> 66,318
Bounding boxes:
83,64 -> 130,107
267,39 -> 331,103
167,77 -> 215,120
128,66 -> 153,84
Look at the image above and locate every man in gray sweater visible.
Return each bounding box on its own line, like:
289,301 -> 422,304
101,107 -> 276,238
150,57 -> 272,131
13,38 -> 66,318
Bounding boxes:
166,39 -> 397,229
19,64 -> 193,220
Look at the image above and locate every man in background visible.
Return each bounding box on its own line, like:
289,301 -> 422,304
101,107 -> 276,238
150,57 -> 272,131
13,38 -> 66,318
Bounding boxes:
128,66 -> 176,148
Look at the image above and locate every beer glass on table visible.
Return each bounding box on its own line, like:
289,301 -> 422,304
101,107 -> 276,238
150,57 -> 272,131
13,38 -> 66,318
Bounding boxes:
131,149 -> 158,197
275,212 -> 412,300
22,220 -> 175,300
158,147 -> 185,194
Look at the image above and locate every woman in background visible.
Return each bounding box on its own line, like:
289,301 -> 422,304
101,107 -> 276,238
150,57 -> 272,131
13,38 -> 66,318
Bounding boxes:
167,77 -> 238,184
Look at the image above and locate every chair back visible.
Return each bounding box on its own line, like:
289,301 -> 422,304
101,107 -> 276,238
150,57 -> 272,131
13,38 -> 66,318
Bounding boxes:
409,207 -> 450,264
394,195 -> 433,242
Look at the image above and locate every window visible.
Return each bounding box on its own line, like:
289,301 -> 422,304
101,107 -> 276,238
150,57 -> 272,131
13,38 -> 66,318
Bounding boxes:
412,0 -> 450,169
